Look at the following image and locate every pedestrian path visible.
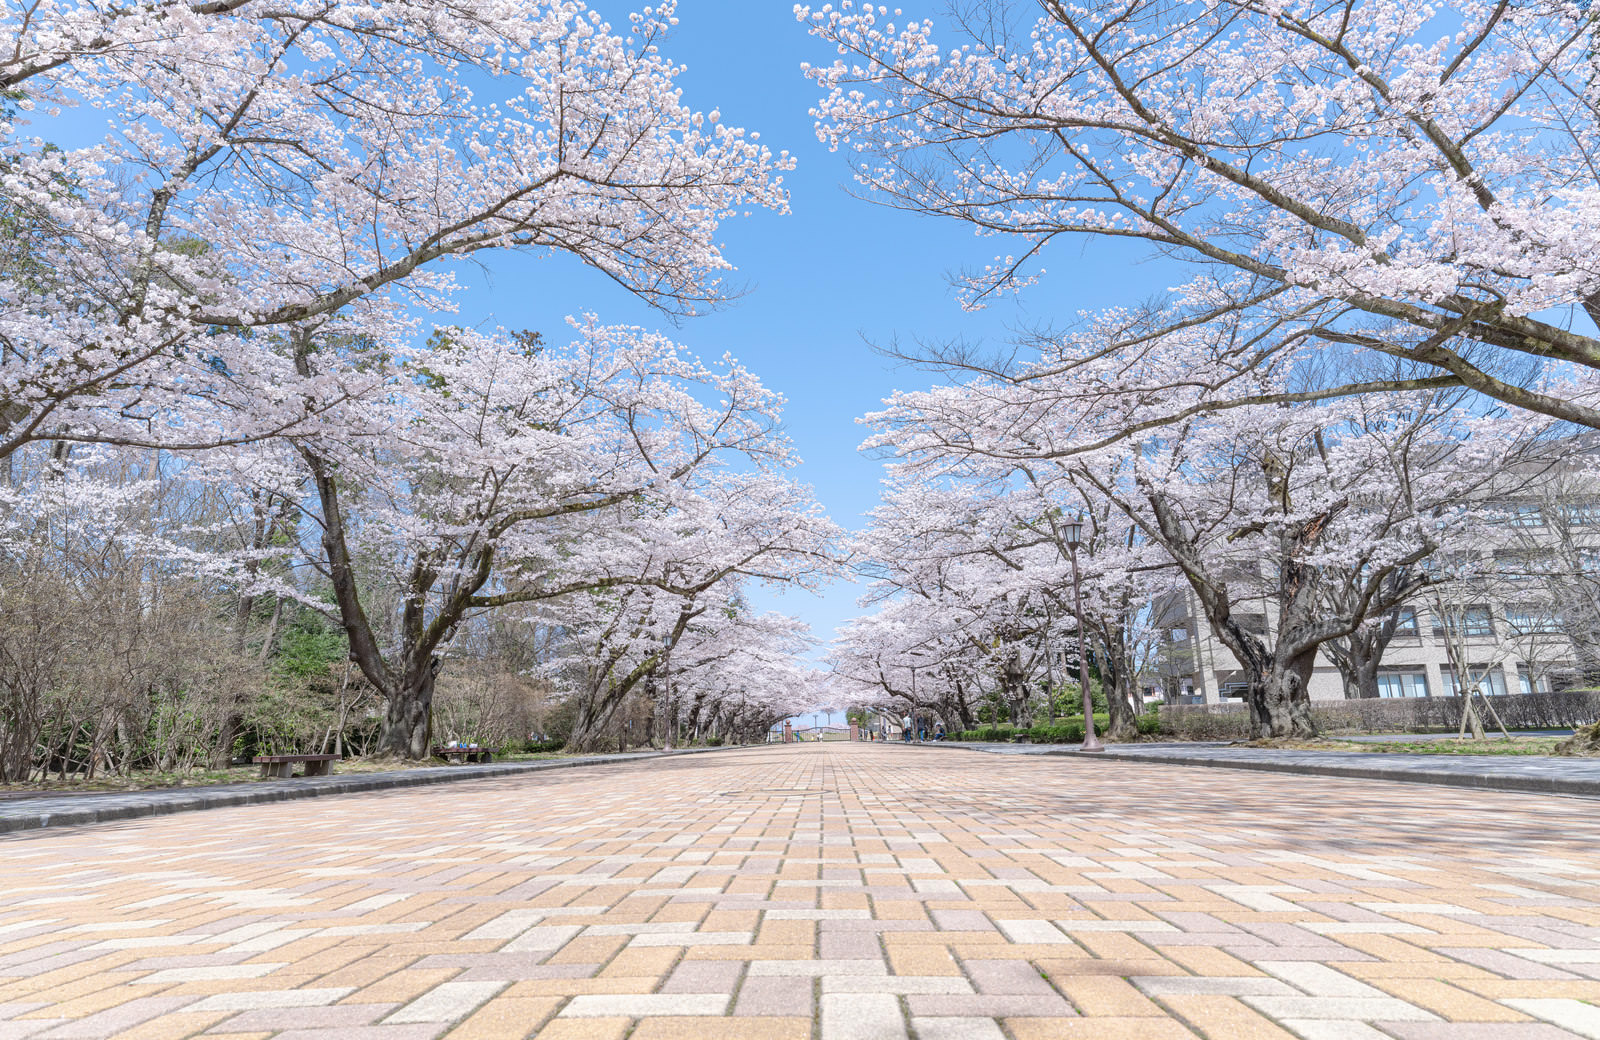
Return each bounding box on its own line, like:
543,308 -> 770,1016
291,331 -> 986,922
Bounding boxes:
2,743 -> 1598,1039
934,739 -> 1600,798
0,749 -> 722,835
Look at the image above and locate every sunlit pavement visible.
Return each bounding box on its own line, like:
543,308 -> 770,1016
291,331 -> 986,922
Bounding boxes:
2,743 -> 1598,1039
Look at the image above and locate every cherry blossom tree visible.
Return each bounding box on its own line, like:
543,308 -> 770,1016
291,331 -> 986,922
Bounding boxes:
1,0 -> 790,460
836,464 -> 1172,740
219,320 -> 833,758
653,608 -> 817,747
802,0 -> 1600,427
538,471 -> 839,753
864,344 -> 1571,736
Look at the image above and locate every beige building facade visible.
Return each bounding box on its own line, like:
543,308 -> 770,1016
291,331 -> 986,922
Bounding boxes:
1152,496 -> 1599,704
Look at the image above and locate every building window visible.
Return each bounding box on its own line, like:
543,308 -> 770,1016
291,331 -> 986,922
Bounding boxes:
1220,682 -> 1249,700
1391,607 -> 1419,636
1440,605 -> 1493,640
1439,665 -> 1508,698
1237,613 -> 1267,636
1566,503 -> 1600,527
1506,607 -> 1562,636
1517,665 -> 1551,695
1375,671 -> 1429,698
1507,504 -> 1544,527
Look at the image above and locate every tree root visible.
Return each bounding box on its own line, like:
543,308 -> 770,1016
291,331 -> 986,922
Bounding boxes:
1555,721 -> 1600,757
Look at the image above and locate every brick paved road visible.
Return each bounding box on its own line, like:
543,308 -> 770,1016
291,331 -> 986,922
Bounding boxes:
2,743 -> 1599,1040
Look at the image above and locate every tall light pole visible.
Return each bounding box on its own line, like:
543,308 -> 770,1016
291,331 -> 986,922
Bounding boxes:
907,648 -> 930,742
1063,518 -> 1104,753
660,633 -> 674,752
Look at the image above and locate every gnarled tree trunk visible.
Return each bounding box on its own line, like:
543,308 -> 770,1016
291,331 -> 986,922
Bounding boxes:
374,655 -> 439,759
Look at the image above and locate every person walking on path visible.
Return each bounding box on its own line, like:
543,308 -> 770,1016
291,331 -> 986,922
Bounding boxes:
902,714 -> 913,742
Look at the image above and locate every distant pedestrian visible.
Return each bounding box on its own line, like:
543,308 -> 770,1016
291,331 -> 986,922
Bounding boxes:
902,714 -> 913,742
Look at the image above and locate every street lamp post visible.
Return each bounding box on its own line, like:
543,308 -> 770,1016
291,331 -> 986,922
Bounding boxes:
907,648 -> 930,743
660,634 -> 674,752
1063,519 -> 1105,753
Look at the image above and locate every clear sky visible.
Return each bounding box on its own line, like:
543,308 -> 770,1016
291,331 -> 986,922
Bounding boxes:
450,1 -> 1161,667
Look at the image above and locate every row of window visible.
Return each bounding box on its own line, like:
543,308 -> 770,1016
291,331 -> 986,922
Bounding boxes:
1177,606 -> 1566,642
1375,664 -> 1551,699
1503,503 -> 1600,527
1387,606 -> 1564,639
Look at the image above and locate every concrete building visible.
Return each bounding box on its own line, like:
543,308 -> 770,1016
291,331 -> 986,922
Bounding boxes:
1151,491 -> 1600,705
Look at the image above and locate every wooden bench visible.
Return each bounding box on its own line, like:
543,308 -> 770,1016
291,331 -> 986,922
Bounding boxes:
432,745 -> 498,764
254,754 -> 340,778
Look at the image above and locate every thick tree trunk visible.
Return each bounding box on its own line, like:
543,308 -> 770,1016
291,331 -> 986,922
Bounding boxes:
567,683 -> 622,753
1098,623 -> 1139,741
949,677 -> 975,730
1328,648 -> 1380,700
1104,670 -> 1138,741
1353,656 -> 1379,700
375,657 -> 438,759
0,684 -> 41,782
1325,613 -> 1396,700
1251,650 -> 1318,739
1002,653 -> 1031,728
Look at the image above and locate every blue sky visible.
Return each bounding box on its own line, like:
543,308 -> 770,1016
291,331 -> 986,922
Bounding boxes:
451,1 -> 1161,663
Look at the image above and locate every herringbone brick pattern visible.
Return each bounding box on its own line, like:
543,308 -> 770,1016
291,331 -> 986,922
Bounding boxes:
1,743 -> 1597,1038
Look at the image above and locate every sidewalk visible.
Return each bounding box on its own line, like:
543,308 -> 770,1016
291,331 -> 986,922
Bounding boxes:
932,738 -> 1600,798
0,746 -> 728,836
5,743 -> 1600,1040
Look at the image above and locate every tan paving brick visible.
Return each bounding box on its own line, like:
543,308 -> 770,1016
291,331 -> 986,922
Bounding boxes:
342,967 -> 462,1004
533,1016 -> 632,1040
1158,994 -> 1305,1039
505,978 -> 664,997
441,995 -> 560,1039
1006,1016 -> 1201,1039
548,936 -> 628,965
886,946 -> 961,977
2,744 -> 1598,1040
629,1017 -> 812,1039
755,920 -> 815,946
598,947 -> 679,978
1052,974 -> 1168,1016
1369,977 -> 1534,1021
1162,946 -> 1271,977
109,1008 -> 233,1038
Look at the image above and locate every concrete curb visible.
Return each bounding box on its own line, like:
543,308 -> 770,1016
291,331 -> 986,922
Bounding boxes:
921,738 -> 1600,799
0,745 -> 740,836
1082,748 -> 1600,799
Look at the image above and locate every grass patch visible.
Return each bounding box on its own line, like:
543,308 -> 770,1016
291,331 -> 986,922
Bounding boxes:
1313,736 -> 1564,756
0,751 -> 579,799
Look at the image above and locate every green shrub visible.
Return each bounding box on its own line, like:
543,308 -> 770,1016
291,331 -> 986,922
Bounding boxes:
705,736 -> 724,747
1018,714 -> 1119,744
1136,712 -> 1161,736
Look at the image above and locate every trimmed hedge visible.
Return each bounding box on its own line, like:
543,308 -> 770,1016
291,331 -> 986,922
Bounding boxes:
955,713 -> 1159,744
1157,689 -> 1600,741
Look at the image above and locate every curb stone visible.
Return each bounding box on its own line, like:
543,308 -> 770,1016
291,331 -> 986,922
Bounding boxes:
0,745 -> 739,836
1084,746 -> 1600,798
926,739 -> 1600,799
